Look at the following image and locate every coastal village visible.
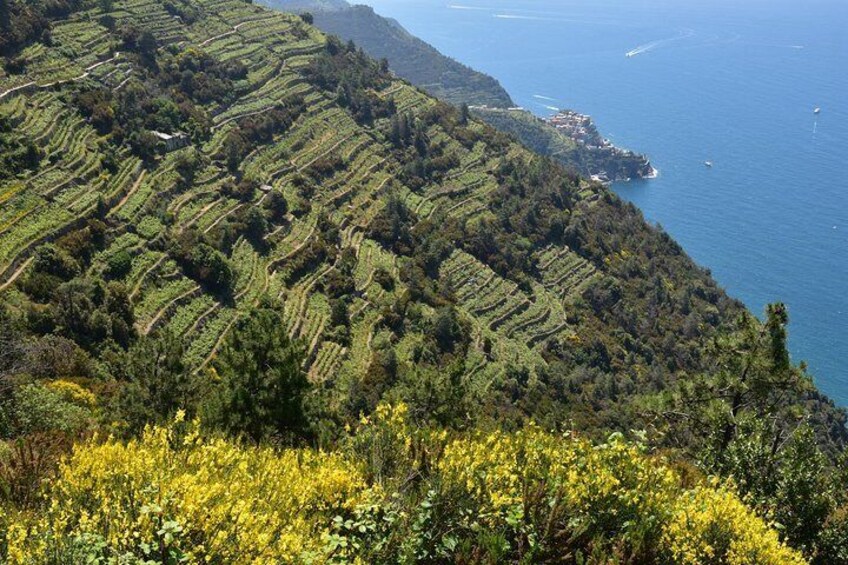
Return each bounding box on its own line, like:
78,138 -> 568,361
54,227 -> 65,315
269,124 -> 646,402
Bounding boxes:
546,109 -> 657,183
469,104 -> 655,183
548,110 -> 610,149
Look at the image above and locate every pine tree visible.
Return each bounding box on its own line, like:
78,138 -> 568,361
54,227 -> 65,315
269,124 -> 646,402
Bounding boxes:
204,304 -> 309,443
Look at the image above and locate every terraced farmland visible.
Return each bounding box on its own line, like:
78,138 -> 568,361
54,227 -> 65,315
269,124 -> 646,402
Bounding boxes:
441,250 -> 572,351
0,0 -> 664,393
535,244 -> 599,302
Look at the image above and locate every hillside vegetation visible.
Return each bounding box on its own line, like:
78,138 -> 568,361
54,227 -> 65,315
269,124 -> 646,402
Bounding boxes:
5,406 -> 805,564
262,0 -> 652,179
262,0 -> 515,108
0,0 -> 846,562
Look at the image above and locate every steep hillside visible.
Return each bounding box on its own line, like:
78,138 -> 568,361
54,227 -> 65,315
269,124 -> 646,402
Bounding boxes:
0,0 -> 847,560
260,0 -> 653,180
0,0 -> 725,429
0,0 -> 843,442
261,0 -> 515,108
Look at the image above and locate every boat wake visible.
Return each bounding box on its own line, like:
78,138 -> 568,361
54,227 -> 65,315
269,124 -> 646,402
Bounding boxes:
493,14 -> 544,20
625,28 -> 694,58
533,94 -> 557,101
536,103 -> 559,111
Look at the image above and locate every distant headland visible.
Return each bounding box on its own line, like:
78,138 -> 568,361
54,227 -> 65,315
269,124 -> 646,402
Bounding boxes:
471,106 -> 656,183
547,109 -> 657,183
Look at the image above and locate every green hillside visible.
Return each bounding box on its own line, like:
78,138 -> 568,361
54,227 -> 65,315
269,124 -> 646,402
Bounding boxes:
0,0 -> 847,562
260,0 -> 652,179
0,0 -> 718,429
262,0 -> 515,108
0,0 -> 731,423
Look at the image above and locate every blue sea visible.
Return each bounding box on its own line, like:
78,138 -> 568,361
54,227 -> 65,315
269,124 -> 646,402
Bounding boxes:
361,0 -> 848,403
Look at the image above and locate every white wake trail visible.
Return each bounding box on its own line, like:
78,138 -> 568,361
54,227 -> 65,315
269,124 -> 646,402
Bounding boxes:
625,28 -> 695,58
493,14 -> 545,20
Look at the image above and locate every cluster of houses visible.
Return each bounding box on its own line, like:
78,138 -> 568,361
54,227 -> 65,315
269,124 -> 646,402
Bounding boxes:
546,110 -> 611,149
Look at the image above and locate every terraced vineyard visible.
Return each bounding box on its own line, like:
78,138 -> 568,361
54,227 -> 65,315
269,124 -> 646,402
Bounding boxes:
440,250 -> 574,363
1,3 -> 844,562
535,244 -> 599,304
0,0 -> 729,397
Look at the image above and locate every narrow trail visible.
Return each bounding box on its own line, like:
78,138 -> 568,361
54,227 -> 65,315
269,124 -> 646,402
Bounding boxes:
0,54 -> 121,100
0,81 -> 35,101
108,170 -> 147,218
200,21 -> 252,47
0,257 -> 34,293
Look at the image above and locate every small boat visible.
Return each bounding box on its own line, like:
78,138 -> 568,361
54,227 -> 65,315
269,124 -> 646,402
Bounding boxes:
704,161 -> 713,168
814,107 -> 821,114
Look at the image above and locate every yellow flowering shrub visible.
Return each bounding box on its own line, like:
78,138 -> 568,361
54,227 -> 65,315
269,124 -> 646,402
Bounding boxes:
663,483 -> 807,565
7,418 -> 369,563
1,405 -> 805,564
438,428 -> 678,520
436,428 -> 804,564
45,379 -> 97,408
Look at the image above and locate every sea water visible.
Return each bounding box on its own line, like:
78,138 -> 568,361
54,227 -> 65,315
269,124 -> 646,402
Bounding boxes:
360,0 -> 848,403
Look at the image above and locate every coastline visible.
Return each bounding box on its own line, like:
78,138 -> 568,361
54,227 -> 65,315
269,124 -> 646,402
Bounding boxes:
470,105 -> 656,183
545,108 -> 655,183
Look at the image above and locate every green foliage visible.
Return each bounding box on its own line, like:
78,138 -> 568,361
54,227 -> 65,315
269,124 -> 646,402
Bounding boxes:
392,362 -> 470,428
305,36 -> 395,125
367,193 -> 414,255
172,239 -> 234,294
263,190 -> 288,222
109,332 -> 197,436
42,279 -> 135,350
6,383 -> 91,437
0,117 -> 42,179
203,305 -> 310,443
105,250 -> 133,280
431,306 -> 467,354
655,305 -> 846,560
0,0 -> 85,56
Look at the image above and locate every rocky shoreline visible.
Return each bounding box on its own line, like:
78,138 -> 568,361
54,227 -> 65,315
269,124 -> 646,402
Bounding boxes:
546,109 -> 656,183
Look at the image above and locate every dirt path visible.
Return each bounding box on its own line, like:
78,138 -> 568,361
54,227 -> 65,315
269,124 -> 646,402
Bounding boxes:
0,257 -> 34,293
108,170 -> 147,218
